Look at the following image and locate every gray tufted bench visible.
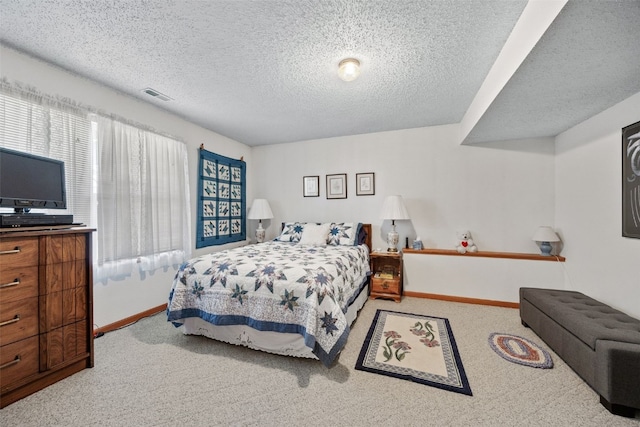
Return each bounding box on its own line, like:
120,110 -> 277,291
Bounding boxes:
520,287 -> 640,417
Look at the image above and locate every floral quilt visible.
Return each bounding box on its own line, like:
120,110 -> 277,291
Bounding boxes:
167,241 -> 370,366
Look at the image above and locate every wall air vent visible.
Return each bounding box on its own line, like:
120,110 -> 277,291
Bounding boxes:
142,87 -> 172,101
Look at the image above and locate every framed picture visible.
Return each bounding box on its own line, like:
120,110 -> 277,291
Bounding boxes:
326,173 -> 347,199
622,119 -> 640,238
303,175 -> 319,197
356,172 -> 375,196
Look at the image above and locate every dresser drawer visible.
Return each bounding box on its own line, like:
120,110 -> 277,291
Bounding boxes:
0,266 -> 38,303
0,336 -> 39,388
0,237 -> 39,270
371,276 -> 401,295
0,297 -> 39,346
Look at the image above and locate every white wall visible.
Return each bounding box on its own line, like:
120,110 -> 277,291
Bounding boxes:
403,254 -> 566,303
555,91 -> 640,320
253,125 -> 556,252
1,46 -> 253,328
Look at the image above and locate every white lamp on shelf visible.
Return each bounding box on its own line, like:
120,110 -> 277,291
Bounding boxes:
532,226 -> 560,256
380,195 -> 410,252
248,199 -> 273,243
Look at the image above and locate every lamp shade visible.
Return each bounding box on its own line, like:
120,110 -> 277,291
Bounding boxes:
248,199 -> 273,220
380,195 -> 410,220
532,226 -> 560,242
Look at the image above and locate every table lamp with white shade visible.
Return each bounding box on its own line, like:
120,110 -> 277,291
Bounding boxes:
380,195 -> 410,252
532,226 -> 560,256
248,199 -> 273,243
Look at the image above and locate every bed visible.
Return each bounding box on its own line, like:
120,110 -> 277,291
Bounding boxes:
167,222 -> 371,366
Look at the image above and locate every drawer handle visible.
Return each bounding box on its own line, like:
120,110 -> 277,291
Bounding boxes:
0,247 -> 21,255
0,279 -> 20,289
0,314 -> 20,327
382,281 -> 389,289
0,356 -> 21,370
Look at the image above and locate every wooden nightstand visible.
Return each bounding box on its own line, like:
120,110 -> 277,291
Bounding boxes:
369,250 -> 403,302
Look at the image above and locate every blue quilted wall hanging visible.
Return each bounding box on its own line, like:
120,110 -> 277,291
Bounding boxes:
196,148 -> 246,248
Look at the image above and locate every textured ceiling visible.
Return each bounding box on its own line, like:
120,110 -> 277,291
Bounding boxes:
0,1 -> 638,146
466,0 -> 640,144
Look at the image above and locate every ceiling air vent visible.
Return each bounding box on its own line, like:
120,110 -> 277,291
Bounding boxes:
142,87 -> 172,101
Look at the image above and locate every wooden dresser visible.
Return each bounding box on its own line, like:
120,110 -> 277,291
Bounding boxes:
0,227 -> 94,408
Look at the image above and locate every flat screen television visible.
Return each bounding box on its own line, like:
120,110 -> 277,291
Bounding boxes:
0,147 -> 67,213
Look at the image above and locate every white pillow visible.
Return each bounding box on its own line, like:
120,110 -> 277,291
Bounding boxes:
298,223 -> 330,246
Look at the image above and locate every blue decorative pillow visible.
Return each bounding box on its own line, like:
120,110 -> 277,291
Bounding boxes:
276,222 -> 306,242
327,222 -> 360,246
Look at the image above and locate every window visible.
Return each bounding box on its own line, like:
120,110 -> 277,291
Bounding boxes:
0,86 -> 191,282
92,116 -> 191,281
0,92 -> 92,224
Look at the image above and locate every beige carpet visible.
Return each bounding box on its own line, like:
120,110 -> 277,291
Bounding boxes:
1,297 -> 639,426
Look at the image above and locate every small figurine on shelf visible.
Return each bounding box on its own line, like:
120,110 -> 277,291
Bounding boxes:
456,230 -> 478,254
412,236 -> 423,250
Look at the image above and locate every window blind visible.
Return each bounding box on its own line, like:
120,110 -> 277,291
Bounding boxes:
0,93 -> 92,225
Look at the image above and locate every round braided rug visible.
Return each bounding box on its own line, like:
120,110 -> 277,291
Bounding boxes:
488,333 -> 553,369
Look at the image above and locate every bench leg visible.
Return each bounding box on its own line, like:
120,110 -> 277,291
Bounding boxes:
600,396 -> 637,418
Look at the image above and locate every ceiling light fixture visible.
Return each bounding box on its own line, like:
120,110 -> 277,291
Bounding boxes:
338,58 -> 360,82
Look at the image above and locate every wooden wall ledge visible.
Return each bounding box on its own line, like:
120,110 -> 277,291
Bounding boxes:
403,248 -> 565,262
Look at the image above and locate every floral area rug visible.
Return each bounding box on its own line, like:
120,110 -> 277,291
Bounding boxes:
355,309 -> 472,396
488,333 -> 553,369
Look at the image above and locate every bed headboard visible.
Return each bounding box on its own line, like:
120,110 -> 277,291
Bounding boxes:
361,223 -> 372,252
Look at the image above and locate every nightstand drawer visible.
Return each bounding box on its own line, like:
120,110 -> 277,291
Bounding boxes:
0,336 -> 39,387
371,277 -> 401,295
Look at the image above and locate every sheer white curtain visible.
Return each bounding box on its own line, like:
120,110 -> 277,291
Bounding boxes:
93,116 -> 191,281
